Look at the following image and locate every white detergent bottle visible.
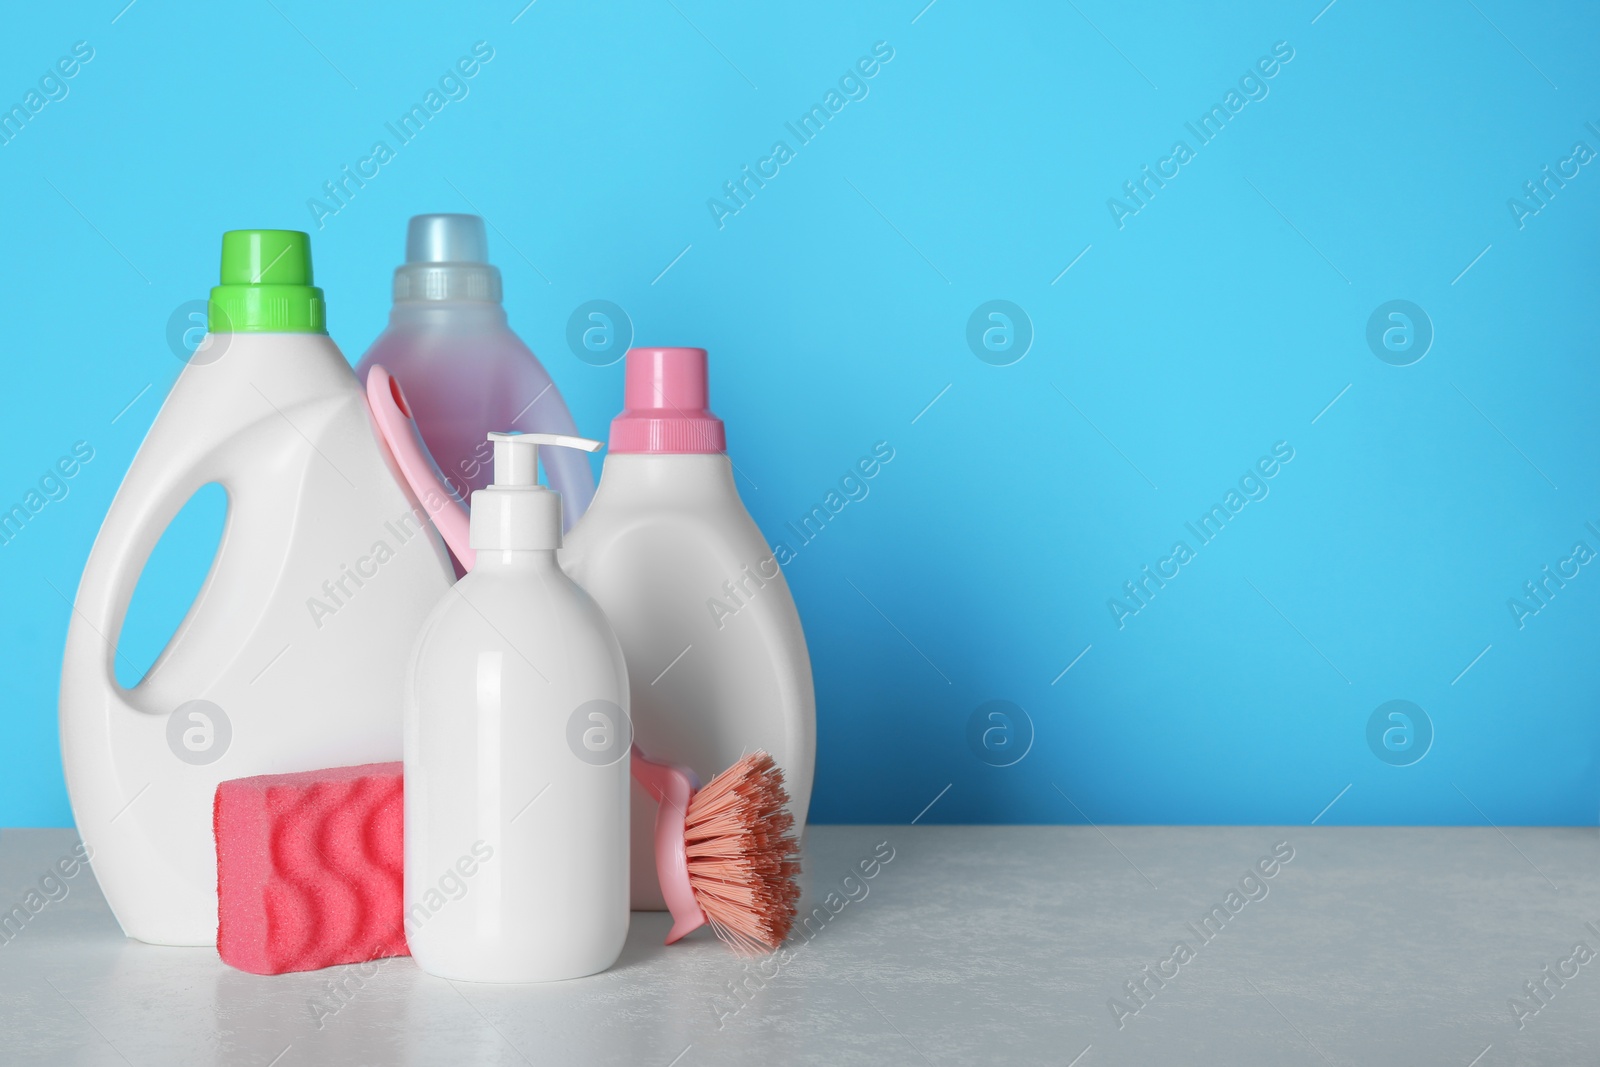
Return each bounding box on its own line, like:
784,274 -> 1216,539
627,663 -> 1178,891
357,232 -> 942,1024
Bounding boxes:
404,431 -> 630,983
561,347 -> 816,910
59,230 -> 455,947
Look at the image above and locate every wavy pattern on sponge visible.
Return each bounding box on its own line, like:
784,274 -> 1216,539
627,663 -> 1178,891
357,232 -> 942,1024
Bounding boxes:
216,762 -> 407,975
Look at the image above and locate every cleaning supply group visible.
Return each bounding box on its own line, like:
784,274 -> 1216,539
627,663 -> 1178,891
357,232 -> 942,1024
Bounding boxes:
57,217 -> 817,983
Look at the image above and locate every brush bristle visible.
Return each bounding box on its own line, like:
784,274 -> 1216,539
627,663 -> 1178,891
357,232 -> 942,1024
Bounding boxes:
682,750 -> 802,954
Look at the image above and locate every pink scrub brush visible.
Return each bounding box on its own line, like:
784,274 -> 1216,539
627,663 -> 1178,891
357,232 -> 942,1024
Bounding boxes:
632,747 -> 800,953
366,365 -> 802,952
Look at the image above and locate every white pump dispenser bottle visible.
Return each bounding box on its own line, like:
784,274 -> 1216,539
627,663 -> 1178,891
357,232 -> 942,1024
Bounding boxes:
403,432 -> 630,983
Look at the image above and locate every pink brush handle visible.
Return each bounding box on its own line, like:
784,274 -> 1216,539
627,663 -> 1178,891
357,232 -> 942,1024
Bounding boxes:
628,745 -> 708,943
365,369 -> 705,943
364,366 -> 476,571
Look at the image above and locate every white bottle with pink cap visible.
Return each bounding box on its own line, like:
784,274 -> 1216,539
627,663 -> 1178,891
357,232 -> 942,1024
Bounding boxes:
561,347 -> 816,910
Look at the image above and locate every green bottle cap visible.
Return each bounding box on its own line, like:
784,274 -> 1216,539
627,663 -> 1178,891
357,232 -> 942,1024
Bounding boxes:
208,230 -> 326,333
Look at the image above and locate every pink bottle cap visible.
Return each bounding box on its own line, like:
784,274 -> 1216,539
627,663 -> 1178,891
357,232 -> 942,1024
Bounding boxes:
609,347 -> 726,454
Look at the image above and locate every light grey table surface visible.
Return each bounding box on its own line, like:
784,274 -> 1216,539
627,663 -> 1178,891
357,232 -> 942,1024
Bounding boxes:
1,824 -> 1596,1066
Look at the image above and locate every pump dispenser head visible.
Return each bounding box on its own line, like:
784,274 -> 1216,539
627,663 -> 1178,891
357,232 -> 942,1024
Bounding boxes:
469,432 -> 602,552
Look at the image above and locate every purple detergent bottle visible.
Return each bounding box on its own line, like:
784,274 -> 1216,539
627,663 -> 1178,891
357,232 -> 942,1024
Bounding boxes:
356,213 -> 595,527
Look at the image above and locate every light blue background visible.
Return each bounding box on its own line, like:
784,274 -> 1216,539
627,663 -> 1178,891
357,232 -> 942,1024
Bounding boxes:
2,0 -> 1596,827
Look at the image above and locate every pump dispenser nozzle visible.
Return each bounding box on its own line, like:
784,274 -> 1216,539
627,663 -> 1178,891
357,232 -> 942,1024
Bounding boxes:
488,432 -> 599,488
470,431 -> 602,552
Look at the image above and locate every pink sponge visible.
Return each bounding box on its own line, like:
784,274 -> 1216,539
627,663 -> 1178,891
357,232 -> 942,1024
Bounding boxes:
214,762 -> 407,975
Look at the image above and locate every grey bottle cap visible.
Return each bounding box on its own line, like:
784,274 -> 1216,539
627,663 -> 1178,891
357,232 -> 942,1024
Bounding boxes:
406,214 -> 487,264
393,213 -> 502,302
